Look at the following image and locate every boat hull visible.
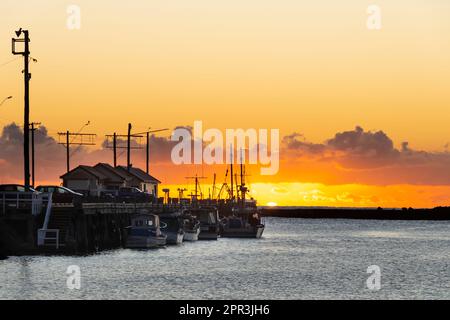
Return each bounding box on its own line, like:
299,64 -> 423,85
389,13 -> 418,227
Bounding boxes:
198,232 -> 218,240
184,228 -> 200,241
221,225 -> 265,239
165,231 -> 184,245
125,235 -> 167,248
198,225 -> 219,240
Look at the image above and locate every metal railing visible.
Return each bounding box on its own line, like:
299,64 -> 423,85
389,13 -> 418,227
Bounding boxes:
37,228 -> 59,249
0,192 -> 51,216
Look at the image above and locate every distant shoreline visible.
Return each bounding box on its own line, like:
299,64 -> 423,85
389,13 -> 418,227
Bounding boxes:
260,206 -> 450,220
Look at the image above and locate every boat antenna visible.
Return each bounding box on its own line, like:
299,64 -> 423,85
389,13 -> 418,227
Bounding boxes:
230,144 -> 234,202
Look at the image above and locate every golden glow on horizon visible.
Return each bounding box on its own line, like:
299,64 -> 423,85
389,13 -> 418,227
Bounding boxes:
160,183 -> 450,209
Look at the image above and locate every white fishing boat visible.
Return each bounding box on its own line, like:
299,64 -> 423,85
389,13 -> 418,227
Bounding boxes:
125,214 -> 167,248
183,214 -> 201,241
159,212 -> 185,244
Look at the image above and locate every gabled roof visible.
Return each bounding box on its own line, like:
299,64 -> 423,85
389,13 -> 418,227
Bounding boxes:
61,164 -> 161,184
94,163 -> 127,183
116,165 -> 161,184
60,165 -> 108,180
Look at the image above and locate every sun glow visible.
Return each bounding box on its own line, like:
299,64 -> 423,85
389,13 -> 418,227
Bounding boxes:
160,183 -> 450,209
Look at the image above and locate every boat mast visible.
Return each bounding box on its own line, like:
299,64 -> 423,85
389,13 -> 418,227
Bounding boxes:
230,144 -> 234,202
195,175 -> 198,200
185,174 -> 206,203
211,173 -> 216,200
235,173 -> 239,202
240,149 -> 245,206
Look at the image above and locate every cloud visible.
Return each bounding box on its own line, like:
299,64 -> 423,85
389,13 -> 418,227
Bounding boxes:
0,123 -> 78,183
283,132 -> 326,154
279,126 -> 450,185
2,123 -> 450,186
0,123 -> 184,184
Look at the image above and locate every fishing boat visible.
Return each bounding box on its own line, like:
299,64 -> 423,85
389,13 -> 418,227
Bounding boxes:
220,202 -> 265,238
182,175 -> 220,240
217,151 -> 265,238
125,213 -> 167,248
159,212 -> 185,244
192,206 -> 220,240
182,212 -> 201,241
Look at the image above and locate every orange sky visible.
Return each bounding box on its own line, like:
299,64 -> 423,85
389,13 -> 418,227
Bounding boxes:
1,1 -> 450,208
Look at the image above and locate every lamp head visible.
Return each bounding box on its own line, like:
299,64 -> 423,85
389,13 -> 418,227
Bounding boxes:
7,96 -> 12,99
15,28 -> 22,37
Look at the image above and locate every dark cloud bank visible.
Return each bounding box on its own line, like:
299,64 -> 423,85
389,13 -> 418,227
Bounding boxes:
1,123 -> 450,185
282,126 -> 450,185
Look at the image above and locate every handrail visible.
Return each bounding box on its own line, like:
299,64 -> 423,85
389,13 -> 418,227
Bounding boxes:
42,192 -> 53,229
37,228 -> 59,249
0,192 -> 51,216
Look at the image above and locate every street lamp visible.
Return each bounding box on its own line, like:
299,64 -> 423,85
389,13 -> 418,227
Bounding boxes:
0,96 -> 12,107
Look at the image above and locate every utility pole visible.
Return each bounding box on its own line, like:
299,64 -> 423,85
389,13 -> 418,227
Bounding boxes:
29,122 -> 41,187
127,123 -> 132,171
105,126 -> 167,172
146,132 -> 149,174
12,28 -> 31,190
105,129 -> 143,168
66,130 -> 69,173
133,128 -> 169,174
58,131 -> 96,172
113,132 -> 117,167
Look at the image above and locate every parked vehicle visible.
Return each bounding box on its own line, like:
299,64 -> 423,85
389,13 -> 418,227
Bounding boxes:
35,185 -> 84,204
0,184 -> 40,213
117,187 -> 152,202
0,184 -> 38,193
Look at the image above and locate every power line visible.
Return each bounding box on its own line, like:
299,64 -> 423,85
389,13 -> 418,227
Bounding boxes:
58,131 -> 96,173
0,56 -> 20,68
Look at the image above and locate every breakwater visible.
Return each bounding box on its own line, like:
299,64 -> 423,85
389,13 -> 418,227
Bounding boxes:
260,206 -> 450,220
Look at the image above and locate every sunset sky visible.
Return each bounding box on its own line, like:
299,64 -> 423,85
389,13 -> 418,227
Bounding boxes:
1,1 -> 450,208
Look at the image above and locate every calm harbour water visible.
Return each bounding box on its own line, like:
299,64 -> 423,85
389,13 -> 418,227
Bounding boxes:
1,217 -> 450,300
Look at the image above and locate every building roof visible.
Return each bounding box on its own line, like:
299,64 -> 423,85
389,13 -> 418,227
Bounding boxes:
116,165 -> 161,184
60,165 -> 108,180
61,163 -> 161,184
94,163 -> 127,183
